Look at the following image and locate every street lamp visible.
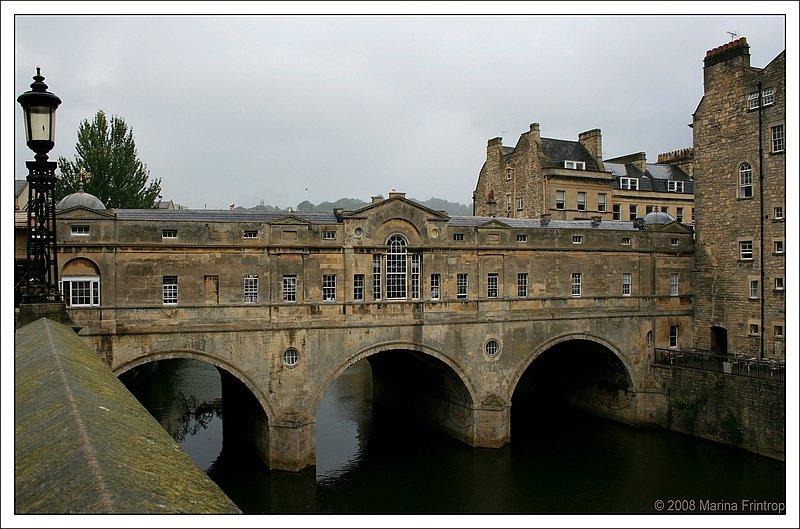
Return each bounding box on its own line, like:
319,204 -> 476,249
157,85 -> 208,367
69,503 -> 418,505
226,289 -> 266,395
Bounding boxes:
17,67 -> 62,304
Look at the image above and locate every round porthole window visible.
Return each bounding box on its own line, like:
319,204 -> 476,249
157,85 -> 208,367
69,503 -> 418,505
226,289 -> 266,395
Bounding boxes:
485,339 -> 500,358
282,348 -> 300,367
354,227 -> 364,237
430,228 -> 440,239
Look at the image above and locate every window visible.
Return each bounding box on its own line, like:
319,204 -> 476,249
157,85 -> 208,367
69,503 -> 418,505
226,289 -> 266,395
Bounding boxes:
774,207 -> 784,220
774,240 -> 784,254
372,254 -> 382,300
283,275 -> 297,302
661,206 -> 669,215
430,273 -> 440,300
506,194 -> 512,214
323,274 -> 336,301
676,207 -> 684,223
598,193 -> 606,212
453,233 -> 465,242
457,273 -> 468,299
749,279 -> 759,299
668,181 -> 685,192
620,177 -> 638,190
739,162 -> 753,198
761,87 -> 775,106
353,274 -> 365,301
411,254 -> 420,300
774,325 -> 784,338
629,204 -> 638,221
517,273 -> 528,298
386,235 -> 407,300
243,230 -> 258,239
646,205 -> 655,214
556,191 -> 566,210
774,277 -> 784,291
506,167 -> 514,181
485,339 -> 500,357
516,197 -> 524,211
564,160 -> 586,170
669,325 -> 678,348
487,273 -> 499,298
162,229 -> 177,239
282,348 -> 300,367
771,125 -> 784,153
571,272 -> 582,297
322,230 -> 336,240
61,276 -> 100,307
71,225 -> 90,236
244,274 -> 258,303
739,240 -> 753,260
572,235 -> 583,244
517,234 -> 528,242
621,237 -> 631,246
747,91 -> 760,110
613,204 -> 621,220
622,273 -> 631,296
671,238 -> 679,246
577,192 -> 587,211
162,276 -> 178,305
670,273 -> 679,296
749,323 -> 759,336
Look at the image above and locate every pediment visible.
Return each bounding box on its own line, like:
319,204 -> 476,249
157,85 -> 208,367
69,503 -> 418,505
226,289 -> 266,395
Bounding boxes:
56,206 -> 115,220
476,218 -> 511,230
268,214 -> 312,227
344,195 -> 450,222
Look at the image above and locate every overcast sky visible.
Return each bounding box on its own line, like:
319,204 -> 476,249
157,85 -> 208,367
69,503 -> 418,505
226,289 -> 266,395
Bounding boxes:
4,5 -> 796,212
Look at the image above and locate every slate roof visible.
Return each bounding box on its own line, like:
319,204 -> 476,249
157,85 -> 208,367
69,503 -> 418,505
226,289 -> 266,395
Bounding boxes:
540,138 -> 602,171
114,208 -> 340,224
15,180 -> 27,198
448,215 -> 639,231
605,162 -> 694,193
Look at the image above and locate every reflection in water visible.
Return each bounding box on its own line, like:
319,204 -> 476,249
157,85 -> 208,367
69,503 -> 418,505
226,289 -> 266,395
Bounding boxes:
122,358 -> 786,514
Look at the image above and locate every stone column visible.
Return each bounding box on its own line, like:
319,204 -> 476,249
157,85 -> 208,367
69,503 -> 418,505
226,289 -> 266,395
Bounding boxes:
267,414 -> 316,471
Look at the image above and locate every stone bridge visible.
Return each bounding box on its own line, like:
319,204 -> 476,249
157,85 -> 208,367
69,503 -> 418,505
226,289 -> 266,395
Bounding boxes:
71,295 -> 685,471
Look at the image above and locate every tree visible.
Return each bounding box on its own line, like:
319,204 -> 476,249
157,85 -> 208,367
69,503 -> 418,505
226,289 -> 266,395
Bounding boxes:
56,110 -> 162,209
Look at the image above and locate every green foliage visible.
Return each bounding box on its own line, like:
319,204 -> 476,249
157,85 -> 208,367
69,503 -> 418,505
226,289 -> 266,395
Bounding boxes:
56,110 -> 161,209
721,412 -> 744,444
675,398 -> 703,433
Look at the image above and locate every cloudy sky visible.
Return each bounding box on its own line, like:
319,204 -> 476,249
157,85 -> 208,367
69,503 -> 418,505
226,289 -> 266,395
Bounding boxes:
4,4 -> 796,211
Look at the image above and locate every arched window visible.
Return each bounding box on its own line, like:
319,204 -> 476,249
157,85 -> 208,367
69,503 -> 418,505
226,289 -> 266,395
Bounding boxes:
386,235 -> 407,299
60,258 -> 101,307
739,162 -> 753,198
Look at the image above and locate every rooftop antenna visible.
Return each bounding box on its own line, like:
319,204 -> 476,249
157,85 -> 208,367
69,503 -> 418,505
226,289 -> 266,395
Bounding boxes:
726,31 -> 739,40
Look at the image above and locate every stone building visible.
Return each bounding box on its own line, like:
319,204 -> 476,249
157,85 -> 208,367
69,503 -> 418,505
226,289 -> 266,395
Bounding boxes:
691,37 -> 786,361
472,125 -> 695,223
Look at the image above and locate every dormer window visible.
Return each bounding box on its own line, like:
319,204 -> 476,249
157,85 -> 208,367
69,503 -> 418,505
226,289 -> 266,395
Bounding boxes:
668,181 -> 684,192
564,160 -> 586,170
619,177 -> 639,190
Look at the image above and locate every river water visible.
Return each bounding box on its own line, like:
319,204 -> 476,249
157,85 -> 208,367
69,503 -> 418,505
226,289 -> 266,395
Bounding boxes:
120,358 -> 786,516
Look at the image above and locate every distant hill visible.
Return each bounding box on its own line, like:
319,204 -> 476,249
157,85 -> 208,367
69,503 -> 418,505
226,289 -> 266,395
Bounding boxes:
243,197 -> 472,216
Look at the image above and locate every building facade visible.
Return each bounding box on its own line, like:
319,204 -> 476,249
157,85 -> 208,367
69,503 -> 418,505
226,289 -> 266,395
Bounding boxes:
691,37 -> 786,361
472,125 -> 695,224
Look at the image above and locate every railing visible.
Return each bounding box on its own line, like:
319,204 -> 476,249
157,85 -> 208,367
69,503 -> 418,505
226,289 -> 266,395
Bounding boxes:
654,348 -> 785,382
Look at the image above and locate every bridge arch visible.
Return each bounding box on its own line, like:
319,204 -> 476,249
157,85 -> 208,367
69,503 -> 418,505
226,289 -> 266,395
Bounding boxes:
113,348 -> 277,424
309,339 -> 479,417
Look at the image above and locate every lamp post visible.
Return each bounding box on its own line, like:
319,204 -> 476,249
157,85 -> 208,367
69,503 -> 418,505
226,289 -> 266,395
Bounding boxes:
17,67 -> 62,304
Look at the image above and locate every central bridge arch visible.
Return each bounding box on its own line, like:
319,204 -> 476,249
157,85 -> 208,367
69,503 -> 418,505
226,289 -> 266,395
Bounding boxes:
311,340 -> 480,447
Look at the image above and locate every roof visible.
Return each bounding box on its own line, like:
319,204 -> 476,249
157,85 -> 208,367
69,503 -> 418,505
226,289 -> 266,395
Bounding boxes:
15,180 -> 27,198
448,215 -> 638,231
606,161 -> 694,193
56,189 -> 107,210
113,208 -> 340,224
541,138 -> 601,171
